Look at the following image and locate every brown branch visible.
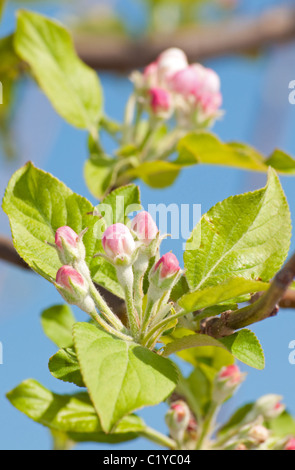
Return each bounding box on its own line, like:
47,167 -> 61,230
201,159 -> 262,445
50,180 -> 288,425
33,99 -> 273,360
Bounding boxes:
74,7 -> 295,71
201,252 -> 295,338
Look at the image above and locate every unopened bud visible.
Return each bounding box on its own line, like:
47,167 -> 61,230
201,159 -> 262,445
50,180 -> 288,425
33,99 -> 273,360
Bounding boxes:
157,48 -> 188,81
102,223 -> 136,265
55,265 -> 94,313
284,437 -> 295,450
55,226 -> 85,264
165,401 -> 190,443
213,365 -> 245,403
150,252 -> 181,291
254,394 -> 285,420
248,424 -> 269,445
149,87 -> 172,118
131,211 -> 159,246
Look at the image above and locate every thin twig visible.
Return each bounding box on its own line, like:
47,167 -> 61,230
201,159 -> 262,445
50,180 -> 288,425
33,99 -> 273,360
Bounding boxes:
201,252 -> 295,338
74,7 -> 295,71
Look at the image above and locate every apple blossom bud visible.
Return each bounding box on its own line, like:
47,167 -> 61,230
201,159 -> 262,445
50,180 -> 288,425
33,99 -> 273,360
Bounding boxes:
248,425 -> 269,445
154,252 -> 180,278
102,223 -> 136,265
253,395 -> 285,420
149,87 -> 172,118
157,48 -> 188,81
55,226 -> 85,265
143,61 -> 159,87
213,365 -> 245,403
202,68 -> 221,94
170,64 -> 205,96
131,211 -> 158,246
149,252 -> 181,291
55,265 -> 95,313
284,437 -> 295,450
165,401 -> 191,443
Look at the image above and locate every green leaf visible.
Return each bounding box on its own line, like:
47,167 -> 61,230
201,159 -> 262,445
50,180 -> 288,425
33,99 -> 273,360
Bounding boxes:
7,379 -> 145,443
268,412 -> 295,437
7,379 -> 103,433
177,132 -> 266,171
179,278 -> 269,312
265,150 -> 295,175
14,10 -> 102,131
126,161 -> 180,188
98,184 -> 141,226
2,162 -> 122,298
0,35 -> 20,75
84,156 -> 116,200
41,304 -> 76,348
184,168 -> 291,291
220,329 -> 265,370
163,327 -> 264,369
49,347 -> 85,387
218,403 -> 254,436
73,322 -> 178,432
178,132 -> 295,175
163,332 -> 228,357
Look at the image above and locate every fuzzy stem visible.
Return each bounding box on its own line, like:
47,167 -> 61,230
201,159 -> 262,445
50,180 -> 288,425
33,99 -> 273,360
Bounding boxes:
117,265 -> 139,337
90,310 -> 133,342
195,402 -> 219,450
88,283 -> 127,333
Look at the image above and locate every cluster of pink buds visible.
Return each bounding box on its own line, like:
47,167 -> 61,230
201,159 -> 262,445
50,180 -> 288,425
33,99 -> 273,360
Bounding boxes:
53,226 -> 95,315
131,47 -> 222,127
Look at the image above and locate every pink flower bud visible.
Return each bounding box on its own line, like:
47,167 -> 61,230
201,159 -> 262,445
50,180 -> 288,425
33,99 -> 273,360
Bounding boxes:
149,87 -> 172,116
202,68 -> 221,95
102,223 -> 135,264
154,253 -> 180,279
56,265 -> 85,291
54,226 -> 85,265
170,64 -> 205,96
143,61 -> 159,87
55,226 -> 78,250
55,265 -> 95,313
254,394 -> 285,420
157,48 -> 188,81
249,424 -> 269,444
165,400 -> 191,443
219,364 -> 243,386
285,438 -> 295,450
131,211 -> 158,245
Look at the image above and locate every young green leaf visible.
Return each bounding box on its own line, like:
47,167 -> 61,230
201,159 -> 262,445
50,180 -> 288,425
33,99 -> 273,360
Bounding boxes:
163,327 -> 264,369
126,161 -> 180,188
84,156 -> 116,200
98,184 -> 141,226
220,329 -> 265,370
2,162 -> 123,298
178,131 -> 295,174
41,304 -> 76,348
73,322 -> 178,433
178,278 -> 269,312
49,347 -> 84,387
184,168 -> 291,291
7,379 -> 145,443
14,10 -> 103,132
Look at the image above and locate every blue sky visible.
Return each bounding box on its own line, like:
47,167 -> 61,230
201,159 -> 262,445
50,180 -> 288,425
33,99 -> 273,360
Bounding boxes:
1,0 -> 295,450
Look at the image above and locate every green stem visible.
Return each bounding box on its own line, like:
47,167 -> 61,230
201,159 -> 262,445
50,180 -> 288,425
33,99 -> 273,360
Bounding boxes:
140,426 -> 177,450
124,284 -> 139,337
133,270 -> 143,322
89,283 -> 128,333
141,297 -> 156,336
90,310 -> 133,342
142,308 -> 186,346
196,402 -> 219,450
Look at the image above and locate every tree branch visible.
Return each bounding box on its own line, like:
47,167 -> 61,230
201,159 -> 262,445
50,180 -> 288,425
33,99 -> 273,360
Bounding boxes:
74,7 -> 295,71
201,252 -> 295,338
